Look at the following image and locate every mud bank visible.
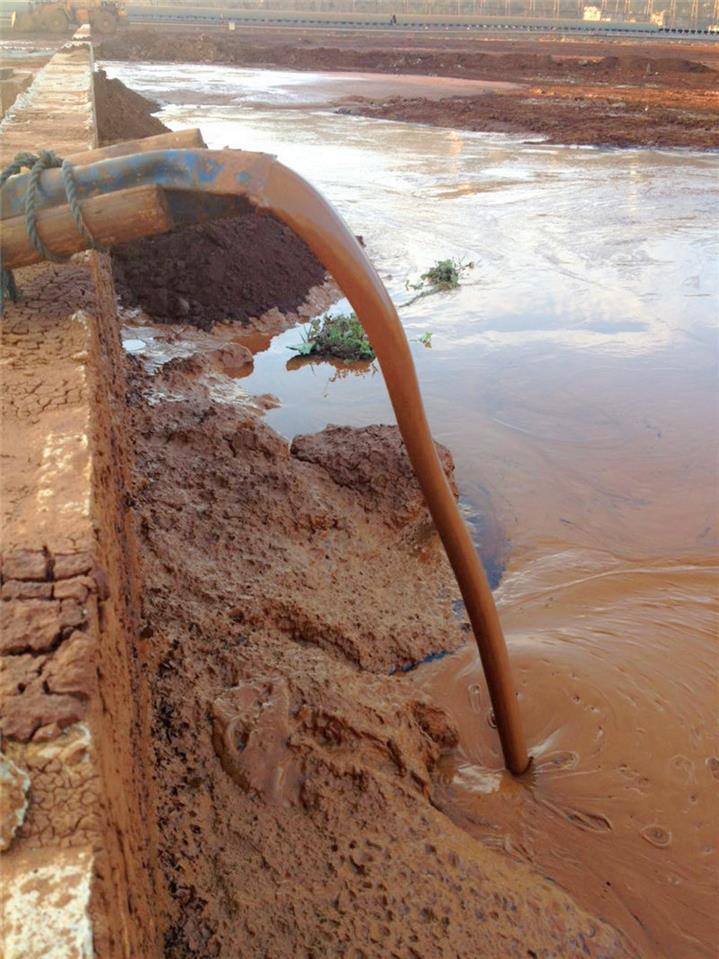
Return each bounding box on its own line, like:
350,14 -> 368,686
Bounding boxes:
94,67 -> 169,143
338,85 -> 719,148
99,29 -> 717,85
127,355 -> 635,958
98,28 -> 719,147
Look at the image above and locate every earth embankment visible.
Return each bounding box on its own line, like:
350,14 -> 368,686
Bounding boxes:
98,27 -> 719,148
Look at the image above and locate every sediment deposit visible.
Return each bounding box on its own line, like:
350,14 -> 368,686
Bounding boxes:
98,26 -> 719,148
107,59 -> 717,959
127,354 -> 637,957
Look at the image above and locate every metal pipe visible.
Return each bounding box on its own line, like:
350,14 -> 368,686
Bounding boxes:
1,148 -> 530,773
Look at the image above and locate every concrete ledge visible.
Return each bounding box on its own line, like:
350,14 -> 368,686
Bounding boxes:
1,32 -> 159,959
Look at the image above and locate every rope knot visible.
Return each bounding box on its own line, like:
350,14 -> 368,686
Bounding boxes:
1,148 -> 105,312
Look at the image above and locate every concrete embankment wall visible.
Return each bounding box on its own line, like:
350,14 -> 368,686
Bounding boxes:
0,32 -> 160,958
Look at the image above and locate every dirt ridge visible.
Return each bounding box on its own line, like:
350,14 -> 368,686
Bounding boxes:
98,28 -> 719,148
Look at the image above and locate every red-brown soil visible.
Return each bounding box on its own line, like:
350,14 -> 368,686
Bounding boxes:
93,67 -> 169,143
127,357 -> 636,957
112,216 -> 328,331
338,82 -> 719,147
95,73 -> 329,330
98,27 -> 719,148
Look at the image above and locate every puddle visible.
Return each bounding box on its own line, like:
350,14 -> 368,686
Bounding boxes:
106,61 -> 719,959
121,338 -> 147,353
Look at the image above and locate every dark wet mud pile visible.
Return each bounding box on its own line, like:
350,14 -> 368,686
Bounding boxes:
340,85 -> 719,148
127,356 -> 636,958
96,71 -> 328,331
112,216 -> 328,331
94,68 -> 170,144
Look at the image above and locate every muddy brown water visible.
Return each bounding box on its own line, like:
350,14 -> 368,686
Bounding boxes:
106,61 -> 719,958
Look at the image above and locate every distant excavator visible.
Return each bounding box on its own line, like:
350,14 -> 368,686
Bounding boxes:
11,0 -> 126,33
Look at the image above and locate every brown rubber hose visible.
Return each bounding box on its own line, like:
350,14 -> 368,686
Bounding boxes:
261,162 -> 530,775
0,147 -> 529,773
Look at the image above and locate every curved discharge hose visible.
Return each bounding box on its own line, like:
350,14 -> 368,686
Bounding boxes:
261,163 -> 530,775
0,146 -> 530,773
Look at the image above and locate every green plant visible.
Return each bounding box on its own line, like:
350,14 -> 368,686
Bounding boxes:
417,332 -> 434,347
289,312 -> 375,363
421,258 -> 473,290
403,257 -> 474,307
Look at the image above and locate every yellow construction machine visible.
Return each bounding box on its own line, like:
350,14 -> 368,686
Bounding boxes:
11,0 -> 126,33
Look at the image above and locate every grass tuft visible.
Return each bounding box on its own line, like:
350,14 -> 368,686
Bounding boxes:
403,257 -> 474,306
289,313 -> 375,363
419,258 -> 472,290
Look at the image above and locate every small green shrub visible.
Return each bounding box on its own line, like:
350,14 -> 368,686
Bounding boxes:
420,258 -> 471,290
404,257 -> 474,306
417,331 -> 434,347
289,313 -> 375,363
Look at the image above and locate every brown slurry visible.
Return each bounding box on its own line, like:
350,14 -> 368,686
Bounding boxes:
128,358 -> 635,957
412,550 -> 719,958
98,27 -> 719,148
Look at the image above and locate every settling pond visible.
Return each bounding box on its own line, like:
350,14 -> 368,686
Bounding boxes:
105,60 -> 719,959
